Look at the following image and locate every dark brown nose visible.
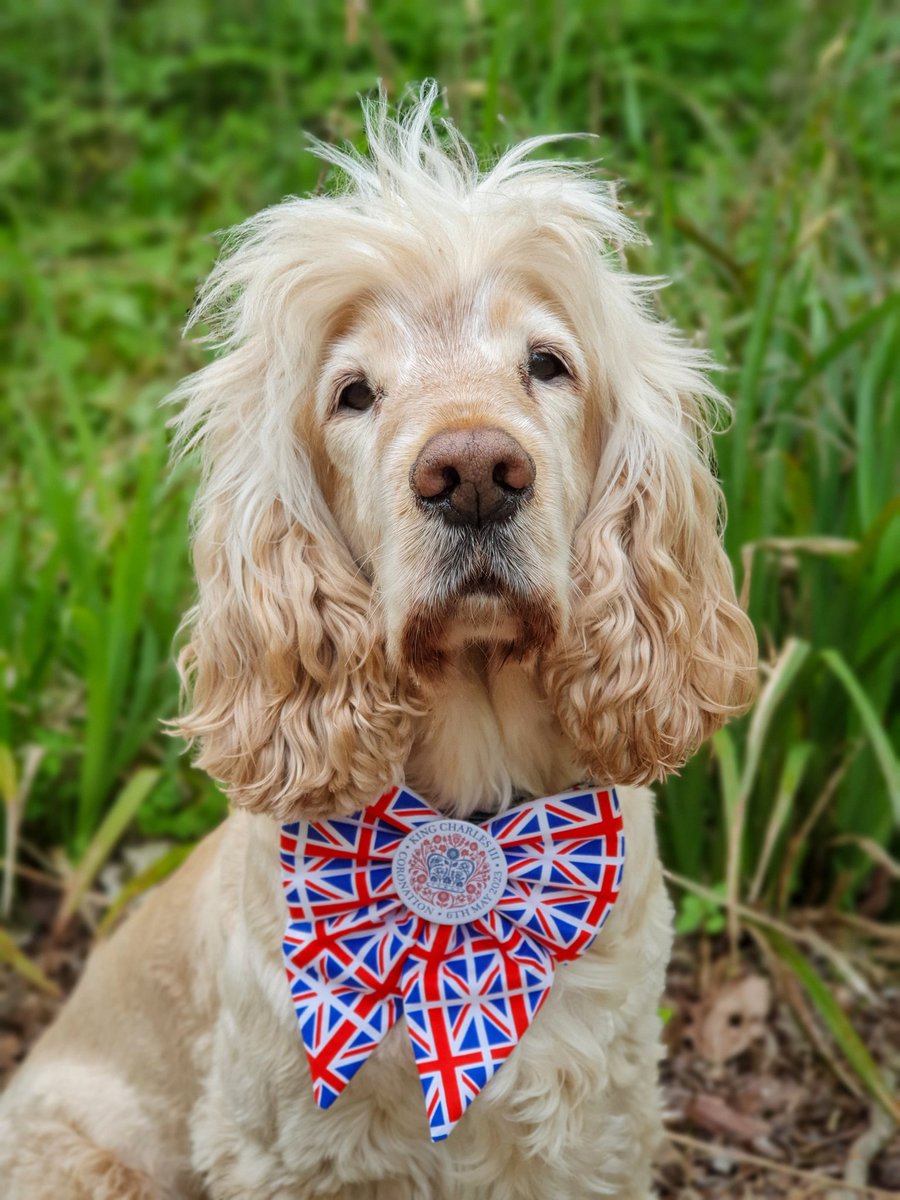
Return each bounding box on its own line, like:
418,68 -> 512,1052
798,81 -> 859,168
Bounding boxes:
410,427 -> 535,527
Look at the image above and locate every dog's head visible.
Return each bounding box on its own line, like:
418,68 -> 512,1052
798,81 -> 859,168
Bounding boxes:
171,88 -> 756,819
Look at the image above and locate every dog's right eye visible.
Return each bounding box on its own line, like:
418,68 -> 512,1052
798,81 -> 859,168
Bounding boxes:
337,378 -> 377,412
528,350 -> 569,383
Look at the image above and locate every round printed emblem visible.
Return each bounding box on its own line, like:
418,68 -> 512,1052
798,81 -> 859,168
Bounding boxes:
391,819 -> 508,925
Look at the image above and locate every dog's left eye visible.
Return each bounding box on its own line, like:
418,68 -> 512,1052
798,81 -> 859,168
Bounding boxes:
527,350 -> 569,383
337,378 -> 377,412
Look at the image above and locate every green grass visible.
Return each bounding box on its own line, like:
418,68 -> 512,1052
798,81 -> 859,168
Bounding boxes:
1,0 -> 897,919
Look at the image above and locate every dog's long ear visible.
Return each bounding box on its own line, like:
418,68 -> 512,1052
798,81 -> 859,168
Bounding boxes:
544,293 -> 757,786
168,218 -> 417,820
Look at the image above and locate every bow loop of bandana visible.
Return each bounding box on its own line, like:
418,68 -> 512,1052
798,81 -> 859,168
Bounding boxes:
281,786 -> 624,1141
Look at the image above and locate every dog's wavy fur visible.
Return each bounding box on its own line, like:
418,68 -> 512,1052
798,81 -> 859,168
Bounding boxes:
0,85 -> 755,1199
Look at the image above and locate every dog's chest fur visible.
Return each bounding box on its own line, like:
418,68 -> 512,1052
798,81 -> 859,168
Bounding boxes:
402,655 -> 586,817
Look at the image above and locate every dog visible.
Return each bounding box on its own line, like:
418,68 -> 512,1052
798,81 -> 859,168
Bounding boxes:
0,86 -> 756,1199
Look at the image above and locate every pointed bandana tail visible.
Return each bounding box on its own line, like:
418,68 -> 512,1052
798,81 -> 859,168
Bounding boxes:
281,785 -> 625,1140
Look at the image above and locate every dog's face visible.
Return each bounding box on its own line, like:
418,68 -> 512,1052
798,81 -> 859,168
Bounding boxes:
315,281 -> 593,672
171,97 -> 756,819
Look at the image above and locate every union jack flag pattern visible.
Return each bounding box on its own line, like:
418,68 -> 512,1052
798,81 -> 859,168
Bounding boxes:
281,786 -> 625,1141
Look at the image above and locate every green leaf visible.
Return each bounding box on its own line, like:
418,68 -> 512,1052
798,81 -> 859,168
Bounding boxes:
675,886 -> 727,935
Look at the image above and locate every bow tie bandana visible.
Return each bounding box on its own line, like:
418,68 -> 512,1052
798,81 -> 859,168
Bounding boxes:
280,786 -> 625,1141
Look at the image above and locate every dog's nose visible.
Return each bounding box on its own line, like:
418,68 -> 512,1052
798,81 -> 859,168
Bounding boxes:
410,427 -> 535,526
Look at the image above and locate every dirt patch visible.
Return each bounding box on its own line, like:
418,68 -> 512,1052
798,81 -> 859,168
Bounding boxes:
658,940 -> 900,1197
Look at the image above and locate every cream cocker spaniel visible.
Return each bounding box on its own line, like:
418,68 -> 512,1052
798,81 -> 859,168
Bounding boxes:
0,86 -> 755,1200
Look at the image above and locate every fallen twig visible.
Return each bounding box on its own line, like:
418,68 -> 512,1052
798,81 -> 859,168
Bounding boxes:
823,911 -> 900,945
835,1075 -> 898,1198
0,862 -> 66,890
666,1130 -> 896,1197
664,870 -> 883,999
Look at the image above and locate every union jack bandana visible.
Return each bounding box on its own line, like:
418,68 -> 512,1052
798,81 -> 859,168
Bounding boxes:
280,785 -> 625,1141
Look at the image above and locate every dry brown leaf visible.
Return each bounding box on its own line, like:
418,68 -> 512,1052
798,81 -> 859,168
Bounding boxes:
688,973 -> 772,1065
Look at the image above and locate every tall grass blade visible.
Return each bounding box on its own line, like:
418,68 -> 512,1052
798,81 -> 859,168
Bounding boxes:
1,744 -> 43,918
820,649 -> 900,825
97,842 -> 195,937
725,639 -> 811,947
0,927 -> 60,998
763,929 -> 900,1124
711,728 -> 739,824
748,740 -> 813,904
787,293 -> 900,399
56,767 -> 161,933
0,744 -> 18,918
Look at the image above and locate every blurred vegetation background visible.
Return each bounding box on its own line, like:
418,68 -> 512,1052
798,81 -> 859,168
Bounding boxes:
1,0 -> 897,944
